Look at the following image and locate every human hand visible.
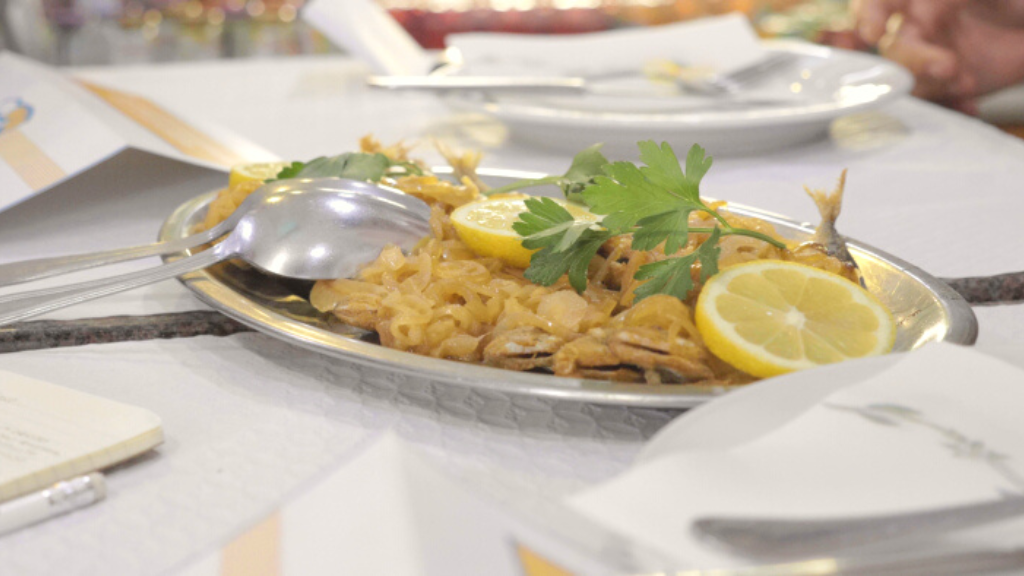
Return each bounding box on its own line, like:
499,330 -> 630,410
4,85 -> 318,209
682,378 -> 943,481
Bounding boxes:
852,0 -> 1024,113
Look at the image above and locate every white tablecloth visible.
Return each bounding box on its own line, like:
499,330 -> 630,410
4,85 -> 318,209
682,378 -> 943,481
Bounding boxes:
0,334 -> 673,575
2,55 -> 1024,574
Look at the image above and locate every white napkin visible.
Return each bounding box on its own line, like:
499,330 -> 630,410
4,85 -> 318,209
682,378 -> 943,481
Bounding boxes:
446,13 -> 765,78
0,52 -> 275,213
568,343 -> 1024,569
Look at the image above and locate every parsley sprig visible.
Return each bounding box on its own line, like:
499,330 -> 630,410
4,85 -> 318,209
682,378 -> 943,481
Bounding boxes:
512,141 -> 787,301
513,197 -> 613,292
483,143 -> 608,203
268,152 -> 422,184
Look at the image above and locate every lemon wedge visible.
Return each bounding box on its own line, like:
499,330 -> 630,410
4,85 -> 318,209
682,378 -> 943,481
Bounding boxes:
228,161 -> 289,188
695,260 -> 895,378
451,196 -> 599,269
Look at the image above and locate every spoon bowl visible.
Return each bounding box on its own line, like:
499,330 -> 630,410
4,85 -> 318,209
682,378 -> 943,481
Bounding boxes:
230,179 -> 432,279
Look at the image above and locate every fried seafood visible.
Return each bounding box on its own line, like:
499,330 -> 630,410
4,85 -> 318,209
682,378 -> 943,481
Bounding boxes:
796,169 -> 864,286
303,172 -> 853,385
207,140 -> 863,386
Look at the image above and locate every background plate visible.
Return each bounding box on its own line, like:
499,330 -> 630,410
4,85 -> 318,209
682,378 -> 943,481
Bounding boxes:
159,169 -> 976,409
439,41 -> 913,157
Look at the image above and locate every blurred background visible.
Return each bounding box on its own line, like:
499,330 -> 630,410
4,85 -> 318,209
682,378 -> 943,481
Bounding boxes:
0,0 -> 855,66
2,0 -> 1022,132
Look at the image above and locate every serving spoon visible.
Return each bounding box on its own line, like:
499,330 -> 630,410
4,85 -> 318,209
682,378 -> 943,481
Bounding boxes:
0,175 -> 431,288
0,178 -> 432,326
0,191 -> 253,289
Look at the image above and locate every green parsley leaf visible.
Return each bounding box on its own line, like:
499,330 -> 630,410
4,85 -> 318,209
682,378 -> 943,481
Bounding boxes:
513,197 -> 597,254
585,141 -> 715,255
512,197 -> 573,244
632,257 -> 697,302
552,221 -> 594,253
524,229 -> 612,293
633,228 -> 722,301
513,141 -> 785,301
267,153 -> 392,183
483,143 -> 609,201
514,193 -> 611,291
583,141 -> 709,241
632,210 -> 691,255
695,228 -> 723,280
564,143 -> 610,183
583,162 -> 677,232
271,161 -> 306,181
637,140 -> 711,202
561,143 -> 610,202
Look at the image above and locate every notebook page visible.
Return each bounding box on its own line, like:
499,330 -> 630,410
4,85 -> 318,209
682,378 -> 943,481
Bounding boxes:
0,370 -> 163,501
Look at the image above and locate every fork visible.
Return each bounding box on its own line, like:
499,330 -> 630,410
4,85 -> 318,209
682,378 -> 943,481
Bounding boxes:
668,51 -> 798,97
367,51 -> 799,101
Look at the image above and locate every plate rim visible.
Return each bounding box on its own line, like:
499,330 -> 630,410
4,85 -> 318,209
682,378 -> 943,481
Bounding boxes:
160,169 -> 977,409
437,40 -> 914,130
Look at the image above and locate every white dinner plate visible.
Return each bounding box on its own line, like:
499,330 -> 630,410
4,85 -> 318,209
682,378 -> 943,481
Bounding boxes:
438,40 -> 913,157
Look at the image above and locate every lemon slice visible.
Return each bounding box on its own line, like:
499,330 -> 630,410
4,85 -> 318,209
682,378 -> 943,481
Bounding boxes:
228,161 -> 289,188
451,196 -> 599,269
695,260 -> 895,378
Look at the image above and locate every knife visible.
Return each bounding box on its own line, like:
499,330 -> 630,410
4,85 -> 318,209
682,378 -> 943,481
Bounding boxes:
366,75 -> 803,106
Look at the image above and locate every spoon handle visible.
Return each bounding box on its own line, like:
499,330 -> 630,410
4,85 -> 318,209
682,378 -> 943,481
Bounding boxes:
0,247 -> 228,326
0,222 -> 231,288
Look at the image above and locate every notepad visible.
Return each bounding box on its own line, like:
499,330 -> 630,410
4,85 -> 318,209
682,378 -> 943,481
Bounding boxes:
0,370 -> 163,502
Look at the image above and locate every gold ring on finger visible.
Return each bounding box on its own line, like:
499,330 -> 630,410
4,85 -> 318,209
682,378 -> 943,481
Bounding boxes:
878,12 -> 905,54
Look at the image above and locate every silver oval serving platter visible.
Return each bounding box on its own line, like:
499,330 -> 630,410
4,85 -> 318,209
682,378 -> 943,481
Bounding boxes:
159,168 -> 978,409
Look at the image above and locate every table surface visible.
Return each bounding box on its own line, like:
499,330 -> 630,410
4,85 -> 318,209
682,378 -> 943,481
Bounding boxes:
2,54 -> 1024,575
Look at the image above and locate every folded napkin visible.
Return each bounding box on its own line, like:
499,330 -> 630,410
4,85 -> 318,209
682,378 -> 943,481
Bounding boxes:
568,343 -> 1024,568
446,13 -> 765,78
0,52 -> 275,213
301,0 -> 434,76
